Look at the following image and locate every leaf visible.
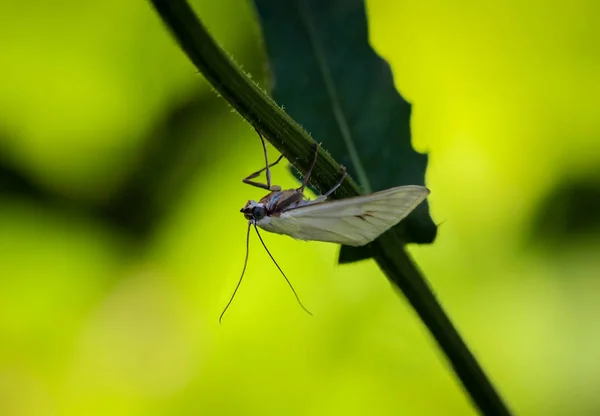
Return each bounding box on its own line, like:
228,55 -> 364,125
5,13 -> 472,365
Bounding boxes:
253,0 -> 437,263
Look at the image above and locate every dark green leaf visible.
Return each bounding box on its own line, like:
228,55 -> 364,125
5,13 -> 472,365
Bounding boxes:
253,0 -> 437,263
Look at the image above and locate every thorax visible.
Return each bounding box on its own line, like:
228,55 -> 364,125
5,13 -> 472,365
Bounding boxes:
260,189 -> 308,215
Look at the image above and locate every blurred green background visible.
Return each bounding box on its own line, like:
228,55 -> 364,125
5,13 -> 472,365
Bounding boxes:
1,0 -> 599,415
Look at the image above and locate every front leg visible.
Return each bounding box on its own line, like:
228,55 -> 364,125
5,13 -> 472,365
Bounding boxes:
242,154 -> 284,191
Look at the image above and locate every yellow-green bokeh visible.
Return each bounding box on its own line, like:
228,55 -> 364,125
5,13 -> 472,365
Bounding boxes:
1,0 -> 599,415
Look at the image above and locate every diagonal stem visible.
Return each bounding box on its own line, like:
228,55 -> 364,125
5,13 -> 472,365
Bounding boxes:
148,1 -> 512,414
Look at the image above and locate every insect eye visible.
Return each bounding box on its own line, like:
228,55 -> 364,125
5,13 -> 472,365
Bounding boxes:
252,206 -> 266,220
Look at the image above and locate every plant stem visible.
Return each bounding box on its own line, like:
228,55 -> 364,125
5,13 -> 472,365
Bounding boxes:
374,232 -> 510,415
149,0 -> 512,414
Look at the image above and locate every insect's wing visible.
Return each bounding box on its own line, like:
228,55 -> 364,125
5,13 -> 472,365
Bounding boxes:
268,185 -> 429,246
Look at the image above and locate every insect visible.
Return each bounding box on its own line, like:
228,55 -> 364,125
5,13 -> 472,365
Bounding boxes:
219,129 -> 430,322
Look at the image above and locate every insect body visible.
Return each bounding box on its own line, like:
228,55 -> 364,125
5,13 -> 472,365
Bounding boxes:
242,185 -> 429,247
240,133 -> 429,246
220,129 -> 430,322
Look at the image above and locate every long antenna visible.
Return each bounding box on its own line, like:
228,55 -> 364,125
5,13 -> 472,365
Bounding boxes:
253,224 -> 313,317
219,222 -> 252,323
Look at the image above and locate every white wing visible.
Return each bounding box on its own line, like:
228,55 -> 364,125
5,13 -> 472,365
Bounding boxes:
256,185 -> 430,246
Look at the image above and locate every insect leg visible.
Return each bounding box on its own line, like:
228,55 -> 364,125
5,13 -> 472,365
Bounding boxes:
298,143 -> 319,193
242,154 -> 284,190
310,166 -> 348,204
323,166 -> 347,197
254,127 -> 275,189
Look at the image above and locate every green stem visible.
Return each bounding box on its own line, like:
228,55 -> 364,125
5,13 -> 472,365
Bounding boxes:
374,232 -> 510,415
149,1 -> 512,414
